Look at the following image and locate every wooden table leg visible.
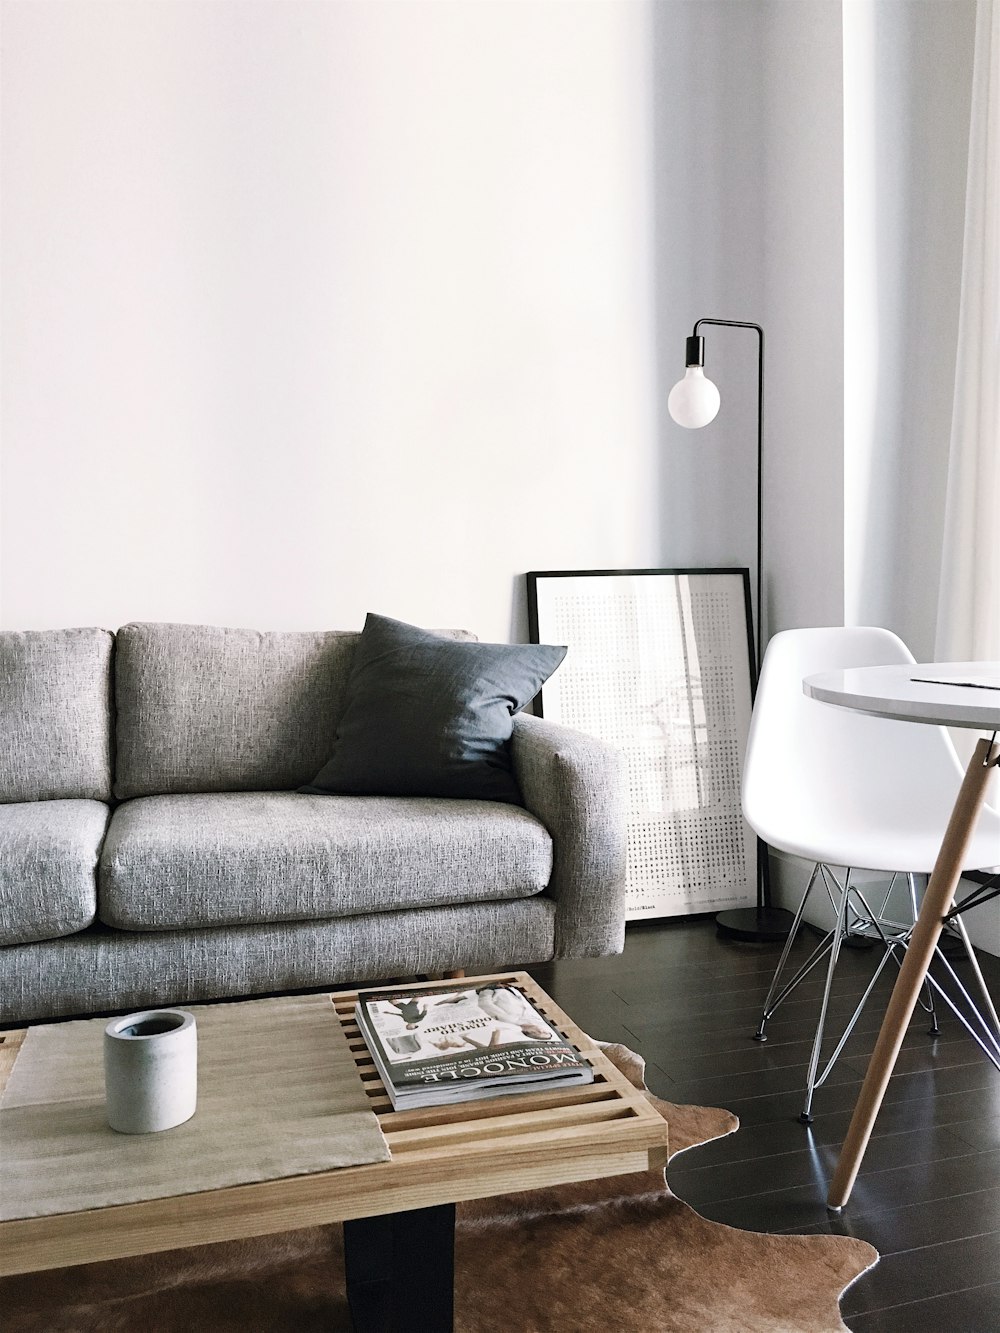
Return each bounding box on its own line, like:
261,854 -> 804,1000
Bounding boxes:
827,736 -> 1000,1211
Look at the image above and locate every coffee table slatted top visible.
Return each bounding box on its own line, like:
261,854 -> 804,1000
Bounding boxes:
0,971 -> 668,1276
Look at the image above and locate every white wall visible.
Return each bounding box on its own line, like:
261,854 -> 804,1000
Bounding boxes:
0,0 -> 861,650
844,0 -> 976,659
652,0 -> 845,646
762,0 -> 846,637
1,0 -> 660,642
651,0 -> 766,623
651,0 -> 975,659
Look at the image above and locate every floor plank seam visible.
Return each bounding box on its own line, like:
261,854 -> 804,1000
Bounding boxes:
844,1273 -> 1000,1321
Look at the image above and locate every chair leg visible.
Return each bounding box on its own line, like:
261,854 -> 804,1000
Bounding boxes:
918,918 -> 1000,1066
811,924 -> 901,1093
800,868 -> 853,1124
842,874 -> 880,948
802,878 -> 920,1114
908,875 -> 941,1035
753,864 -> 964,1124
910,873 -> 1000,1056
777,866 -> 996,1126
949,911 -> 1000,1039
754,864 -> 821,1041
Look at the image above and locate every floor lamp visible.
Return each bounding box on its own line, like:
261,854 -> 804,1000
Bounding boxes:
668,318 -> 795,943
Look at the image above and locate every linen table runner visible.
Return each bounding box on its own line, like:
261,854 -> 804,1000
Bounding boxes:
0,994 -> 389,1220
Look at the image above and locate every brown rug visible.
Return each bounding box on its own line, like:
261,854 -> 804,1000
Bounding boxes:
1,1044 -> 876,1332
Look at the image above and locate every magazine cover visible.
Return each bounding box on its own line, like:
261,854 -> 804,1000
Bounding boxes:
356,982 -> 592,1098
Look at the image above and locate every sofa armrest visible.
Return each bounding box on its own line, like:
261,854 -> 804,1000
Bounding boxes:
510,713 -> 627,958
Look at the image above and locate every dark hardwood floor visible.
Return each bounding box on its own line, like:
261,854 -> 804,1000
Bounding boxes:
528,917 -> 1000,1332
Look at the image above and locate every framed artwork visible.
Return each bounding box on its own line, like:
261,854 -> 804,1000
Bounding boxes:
527,568 -> 758,921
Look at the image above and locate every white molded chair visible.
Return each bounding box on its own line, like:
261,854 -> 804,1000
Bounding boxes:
742,626 -> 1000,1122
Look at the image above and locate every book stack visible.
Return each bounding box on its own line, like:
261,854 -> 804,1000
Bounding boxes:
355,981 -> 594,1109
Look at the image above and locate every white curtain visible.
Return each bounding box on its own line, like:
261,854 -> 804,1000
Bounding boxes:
935,0 -> 1000,664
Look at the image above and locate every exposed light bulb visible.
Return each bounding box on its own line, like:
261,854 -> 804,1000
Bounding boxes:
667,366 -> 721,429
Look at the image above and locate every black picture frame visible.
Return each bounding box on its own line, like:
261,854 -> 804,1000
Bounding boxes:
527,567 -> 758,921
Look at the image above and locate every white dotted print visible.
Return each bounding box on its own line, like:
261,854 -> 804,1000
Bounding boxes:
533,574 -> 757,919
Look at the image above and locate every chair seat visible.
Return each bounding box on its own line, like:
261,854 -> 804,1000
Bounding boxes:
743,626 -> 1000,876
759,802 -> 1000,875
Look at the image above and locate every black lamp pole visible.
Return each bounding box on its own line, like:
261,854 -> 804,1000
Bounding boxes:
684,318 -> 794,944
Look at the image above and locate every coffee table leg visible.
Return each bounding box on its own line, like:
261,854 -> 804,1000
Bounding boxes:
344,1202 -> 455,1333
826,736 -> 1000,1211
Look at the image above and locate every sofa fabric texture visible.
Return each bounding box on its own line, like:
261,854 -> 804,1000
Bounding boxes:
0,628 -> 113,804
0,800 -> 109,946
113,622 -> 475,800
512,713 -> 629,958
113,623 -> 361,799
1,900 -> 557,1022
1,619 -> 627,1025
303,613 -> 567,803
99,792 -> 553,931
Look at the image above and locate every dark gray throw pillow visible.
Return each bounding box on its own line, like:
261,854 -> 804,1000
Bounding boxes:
301,613 -> 567,803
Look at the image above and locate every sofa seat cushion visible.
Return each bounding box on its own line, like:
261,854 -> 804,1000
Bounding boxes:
98,793 -> 553,932
0,800 -> 109,945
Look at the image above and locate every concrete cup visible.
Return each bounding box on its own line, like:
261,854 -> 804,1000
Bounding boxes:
104,1009 -> 197,1134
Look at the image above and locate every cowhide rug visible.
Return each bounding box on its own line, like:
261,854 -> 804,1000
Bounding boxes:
1,1043 -> 876,1332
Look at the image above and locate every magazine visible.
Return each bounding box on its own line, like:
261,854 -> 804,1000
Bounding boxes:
354,981 -> 594,1109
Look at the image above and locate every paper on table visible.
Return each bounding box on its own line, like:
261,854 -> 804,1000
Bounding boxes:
0,994 -> 389,1221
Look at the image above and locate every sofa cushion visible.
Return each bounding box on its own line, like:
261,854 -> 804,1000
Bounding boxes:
98,792 -> 553,931
0,629 -> 113,803
303,613 -> 567,803
0,800 -> 109,945
113,622 -> 475,799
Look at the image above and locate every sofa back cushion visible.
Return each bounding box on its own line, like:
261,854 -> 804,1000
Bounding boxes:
114,622 -> 474,798
0,628 -> 114,803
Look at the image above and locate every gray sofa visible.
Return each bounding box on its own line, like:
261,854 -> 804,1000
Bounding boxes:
0,623 -> 627,1025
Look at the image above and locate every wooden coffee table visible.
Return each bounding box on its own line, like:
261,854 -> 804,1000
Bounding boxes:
0,972 -> 668,1331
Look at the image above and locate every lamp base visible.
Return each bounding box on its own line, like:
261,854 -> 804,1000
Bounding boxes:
715,905 -> 796,943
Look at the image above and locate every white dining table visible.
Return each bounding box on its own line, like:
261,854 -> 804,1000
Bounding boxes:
802,662 -> 1000,1210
